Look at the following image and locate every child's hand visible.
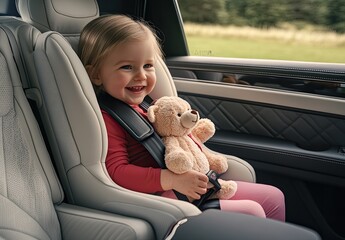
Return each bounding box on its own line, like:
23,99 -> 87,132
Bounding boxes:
161,169 -> 208,200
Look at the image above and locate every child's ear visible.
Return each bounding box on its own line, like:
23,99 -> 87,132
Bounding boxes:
85,65 -> 102,86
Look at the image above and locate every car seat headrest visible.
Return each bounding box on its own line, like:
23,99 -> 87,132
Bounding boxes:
16,0 -> 99,34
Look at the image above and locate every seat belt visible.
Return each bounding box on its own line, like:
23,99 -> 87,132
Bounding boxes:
97,91 -> 220,209
97,91 -> 166,169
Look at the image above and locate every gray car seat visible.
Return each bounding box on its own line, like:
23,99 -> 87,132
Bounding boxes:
12,1 -> 200,239
0,22 -> 155,240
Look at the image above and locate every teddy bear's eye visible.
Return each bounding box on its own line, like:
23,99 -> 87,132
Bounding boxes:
177,113 -> 182,117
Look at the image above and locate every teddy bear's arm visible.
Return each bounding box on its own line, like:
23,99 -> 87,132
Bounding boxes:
204,150 -> 229,174
164,137 -> 183,153
191,118 -> 215,143
164,137 -> 194,174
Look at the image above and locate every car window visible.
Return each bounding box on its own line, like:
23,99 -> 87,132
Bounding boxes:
177,0 -> 345,64
174,0 -> 345,99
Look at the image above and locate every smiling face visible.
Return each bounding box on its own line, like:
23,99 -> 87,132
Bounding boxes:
90,38 -> 157,105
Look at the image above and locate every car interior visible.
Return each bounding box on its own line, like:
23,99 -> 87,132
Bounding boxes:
1,0 -> 344,239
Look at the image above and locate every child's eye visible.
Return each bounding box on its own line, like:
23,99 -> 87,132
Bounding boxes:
120,65 -> 132,70
144,64 -> 153,68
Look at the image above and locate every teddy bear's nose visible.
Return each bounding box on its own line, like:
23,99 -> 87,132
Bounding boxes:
191,110 -> 198,115
180,110 -> 200,129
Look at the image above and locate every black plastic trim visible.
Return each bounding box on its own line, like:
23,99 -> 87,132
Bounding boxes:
167,56 -> 345,82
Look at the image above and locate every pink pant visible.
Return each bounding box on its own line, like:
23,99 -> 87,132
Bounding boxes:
161,181 -> 285,221
220,181 -> 285,221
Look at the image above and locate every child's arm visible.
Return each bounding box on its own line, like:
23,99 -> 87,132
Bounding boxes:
160,169 -> 208,200
104,111 -> 163,193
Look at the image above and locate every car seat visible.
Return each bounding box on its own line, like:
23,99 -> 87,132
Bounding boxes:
0,23 -> 155,240
12,1 -> 201,238
14,0 -> 255,238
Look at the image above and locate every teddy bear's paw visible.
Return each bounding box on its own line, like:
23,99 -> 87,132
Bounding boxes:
165,151 -> 194,174
216,179 -> 238,200
192,118 -> 215,143
209,155 -> 228,174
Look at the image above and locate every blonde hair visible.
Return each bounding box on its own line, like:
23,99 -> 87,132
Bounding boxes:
78,14 -> 163,93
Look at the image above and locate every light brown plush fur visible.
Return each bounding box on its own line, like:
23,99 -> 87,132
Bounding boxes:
147,96 -> 237,200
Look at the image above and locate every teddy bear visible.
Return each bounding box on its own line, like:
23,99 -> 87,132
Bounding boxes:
147,96 -> 237,201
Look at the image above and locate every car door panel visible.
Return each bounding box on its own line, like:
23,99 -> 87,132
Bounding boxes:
167,56 -> 345,240
176,87 -> 345,178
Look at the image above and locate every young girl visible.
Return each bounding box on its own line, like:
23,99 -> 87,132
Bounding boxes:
78,14 -> 285,221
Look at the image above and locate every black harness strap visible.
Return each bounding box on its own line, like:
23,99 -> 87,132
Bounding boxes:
97,91 -> 166,169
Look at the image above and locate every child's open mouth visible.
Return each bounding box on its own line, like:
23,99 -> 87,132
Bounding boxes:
126,86 -> 145,92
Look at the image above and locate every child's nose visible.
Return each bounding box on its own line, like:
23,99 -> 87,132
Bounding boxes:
134,69 -> 147,81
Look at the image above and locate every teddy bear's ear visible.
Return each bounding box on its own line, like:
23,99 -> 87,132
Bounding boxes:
147,105 -> 158,123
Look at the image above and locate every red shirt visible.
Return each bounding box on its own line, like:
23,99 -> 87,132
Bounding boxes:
102,105 -> 164,194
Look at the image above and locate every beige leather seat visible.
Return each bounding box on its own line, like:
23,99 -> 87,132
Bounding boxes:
13,0 -> 255,238
0,23 -> 154,240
